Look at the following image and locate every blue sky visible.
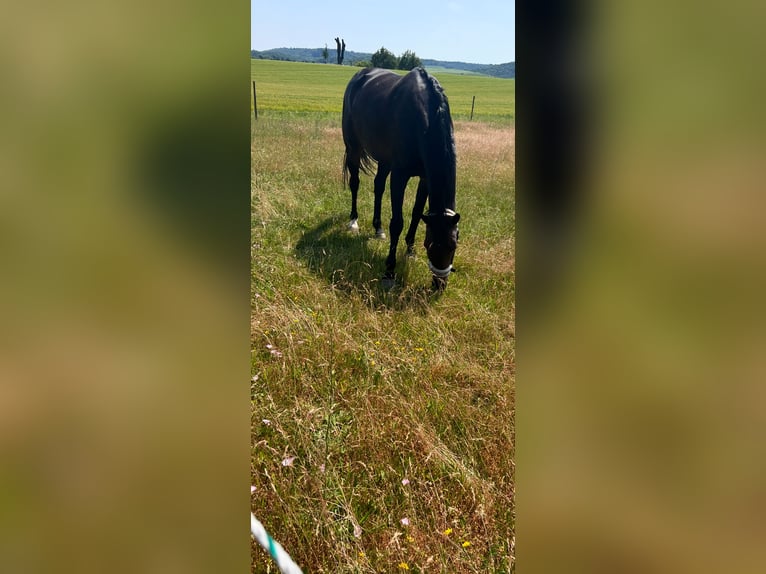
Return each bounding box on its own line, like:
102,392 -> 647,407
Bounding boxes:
251,0 -> 514,65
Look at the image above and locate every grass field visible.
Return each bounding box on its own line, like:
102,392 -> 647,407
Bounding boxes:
251,59 -> 515,123
251,59 -> 514,573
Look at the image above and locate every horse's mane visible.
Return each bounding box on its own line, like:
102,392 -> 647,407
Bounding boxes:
418,68 -> 457,210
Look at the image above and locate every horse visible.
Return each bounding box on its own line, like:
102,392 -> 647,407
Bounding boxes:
342,67 -> 461,290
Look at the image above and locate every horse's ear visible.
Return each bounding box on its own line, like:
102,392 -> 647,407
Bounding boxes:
452,213 -> 460,225
421,214 -> 430,224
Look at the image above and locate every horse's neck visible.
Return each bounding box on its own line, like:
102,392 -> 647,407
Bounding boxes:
428,190 -> 456,214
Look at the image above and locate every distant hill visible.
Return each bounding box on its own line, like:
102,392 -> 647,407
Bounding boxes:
251,48 -> 514,79
252,47 -> 371,64
475,62 -> 515,79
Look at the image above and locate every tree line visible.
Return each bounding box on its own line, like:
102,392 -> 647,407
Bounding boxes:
322,42 -> 423,71
364,47 -> 423,70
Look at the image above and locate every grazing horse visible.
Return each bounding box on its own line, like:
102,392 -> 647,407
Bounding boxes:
342,67 -> 461,290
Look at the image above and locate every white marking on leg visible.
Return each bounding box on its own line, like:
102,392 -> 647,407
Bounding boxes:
348,219 -> 359,232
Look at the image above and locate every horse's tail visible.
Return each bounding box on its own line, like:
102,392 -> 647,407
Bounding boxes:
342,71 -> 376,188
342,137 -> 375,188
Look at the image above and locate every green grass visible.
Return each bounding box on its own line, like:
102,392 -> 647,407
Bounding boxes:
251,59 -> 515,123
252,60 -> 514,573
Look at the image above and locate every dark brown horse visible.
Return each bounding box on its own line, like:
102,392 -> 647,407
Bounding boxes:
342,67 -> 460,290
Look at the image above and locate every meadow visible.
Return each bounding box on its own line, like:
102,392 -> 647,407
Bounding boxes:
251,59 -> 515,573
251,59 -> 515,123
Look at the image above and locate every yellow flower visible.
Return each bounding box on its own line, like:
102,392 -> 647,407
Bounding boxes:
462,541 -> 471,548
415,347 -> 424,352
370,360 -> 375,366
406,535 -> 414,542
398,562 -> 409,570
358,551 -> 366,558
443,528 -> 453,536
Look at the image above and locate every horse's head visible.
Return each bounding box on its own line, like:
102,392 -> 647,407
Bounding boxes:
421,209 -> 460,290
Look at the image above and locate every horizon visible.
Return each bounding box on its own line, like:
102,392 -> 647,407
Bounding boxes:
251,46 -> 514,67
251,0 -> 515,66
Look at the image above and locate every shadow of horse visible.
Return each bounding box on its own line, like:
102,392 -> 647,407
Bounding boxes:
294,216 -> 439,311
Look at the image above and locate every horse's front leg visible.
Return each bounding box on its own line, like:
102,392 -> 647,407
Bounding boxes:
372,164 -> 390,239
405,177 -> 428,256
383,171 -> 409,284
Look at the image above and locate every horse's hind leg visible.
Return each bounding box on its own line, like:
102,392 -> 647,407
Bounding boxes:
372,163 -> 390,239
346,154 -> 361,231
405,178 -> 428,256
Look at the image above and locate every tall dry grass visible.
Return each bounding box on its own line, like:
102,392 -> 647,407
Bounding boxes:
252,113 -> 514,573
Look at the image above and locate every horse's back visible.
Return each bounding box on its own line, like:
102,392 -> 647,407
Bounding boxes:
343,68 -> 432,169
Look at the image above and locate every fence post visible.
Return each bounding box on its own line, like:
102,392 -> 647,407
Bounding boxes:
253,80 -> 258,120
470,95 -> 476,121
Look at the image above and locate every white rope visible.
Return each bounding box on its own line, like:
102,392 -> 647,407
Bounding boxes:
251,513 -> 304,574
425,209 -> 456,279
428,260 -> 453,278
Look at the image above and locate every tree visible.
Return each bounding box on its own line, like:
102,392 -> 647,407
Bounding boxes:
334,37 -> 346,65
371,47 -> 397,69
322,44 -> 329,64
397,50 -> 422,71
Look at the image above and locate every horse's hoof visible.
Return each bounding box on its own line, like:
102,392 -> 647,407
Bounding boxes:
348,219 -> 359,232
375,229 -> 386,239
381,273 -> 396,289
406,245 -> 415,258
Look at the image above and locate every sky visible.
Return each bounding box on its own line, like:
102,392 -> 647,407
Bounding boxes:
251,0 -> 514,65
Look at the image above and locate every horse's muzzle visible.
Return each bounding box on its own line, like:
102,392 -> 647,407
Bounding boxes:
431,275 -> 448,291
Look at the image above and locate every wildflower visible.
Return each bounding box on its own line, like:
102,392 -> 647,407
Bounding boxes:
281,456 -> 296,467
415,347 -> 424,352
370,360 -> 375,366
374,340 -> 380,345
443,528 -> 453,536
401,478 -> 410,486
400,517 -> 409,526
406,535 -> 414,542
462,541 -> 471,548
262,419 -> 271,425
251,485 -> 256,493
251,374 -> 259,382
358,551 -> 366,558
398,562 -> 409,570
